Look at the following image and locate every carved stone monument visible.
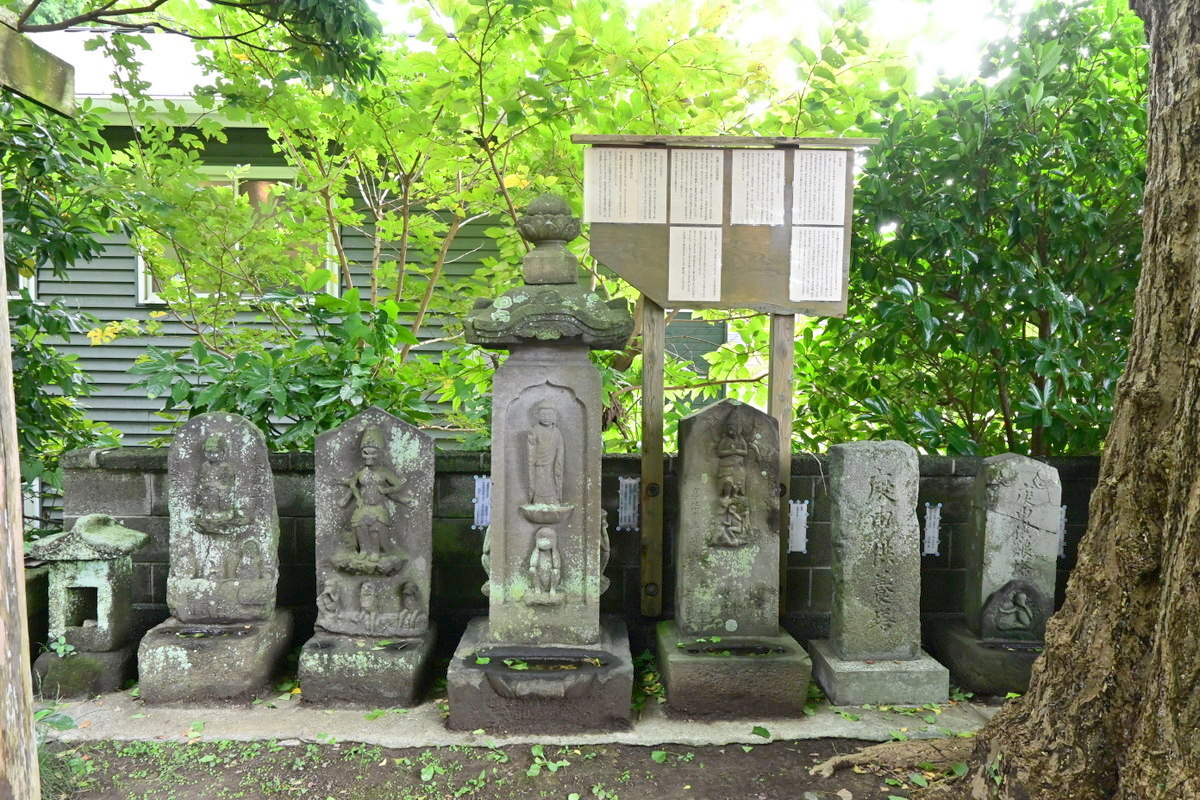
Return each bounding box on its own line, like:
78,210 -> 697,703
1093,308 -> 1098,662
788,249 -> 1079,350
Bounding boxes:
447,194 -> 635,733
298,407 -> 436,705
807,441 -> 948,704
927,454 -> 1061,693
656,400 -> 812,718
30,514 -> 148,697
138,412 -> 293,704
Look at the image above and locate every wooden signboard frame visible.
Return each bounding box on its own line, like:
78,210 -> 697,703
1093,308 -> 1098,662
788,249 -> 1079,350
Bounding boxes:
572,134 -> 877,616
1,10 -> 75,797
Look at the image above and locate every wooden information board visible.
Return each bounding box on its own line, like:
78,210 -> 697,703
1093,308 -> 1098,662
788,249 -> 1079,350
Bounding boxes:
574,135 -> 877,317
573,134 -> 876,616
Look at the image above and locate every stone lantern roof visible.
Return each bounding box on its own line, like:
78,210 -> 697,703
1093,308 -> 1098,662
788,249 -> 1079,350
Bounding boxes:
27,514 -> 149,562
463,194 -> 633,350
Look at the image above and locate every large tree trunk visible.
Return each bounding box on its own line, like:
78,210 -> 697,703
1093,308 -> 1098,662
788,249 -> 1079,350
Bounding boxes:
928,3 -> 1200,798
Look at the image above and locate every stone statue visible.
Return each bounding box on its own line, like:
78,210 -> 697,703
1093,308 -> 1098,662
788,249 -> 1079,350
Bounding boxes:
527,527 -> 562,604
317,578 -> 338,618
527,404 -> 565,506
195,434 -> 241,554
716,416 -> 750,499
398,582 -> 424,629
480,525 -> 491,597
709,410 -> 763,547
236,538 -> 264,580
359,582 -> 378,630
600,510 -> 611,594
996,591 -> 1037,632
341,426 -> 409,560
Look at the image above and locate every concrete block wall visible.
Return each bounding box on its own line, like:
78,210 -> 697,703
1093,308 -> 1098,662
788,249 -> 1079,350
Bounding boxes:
56,447 -> 1099,651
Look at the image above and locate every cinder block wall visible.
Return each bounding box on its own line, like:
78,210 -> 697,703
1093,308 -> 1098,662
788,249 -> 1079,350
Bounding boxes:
57,448 -> 1099,652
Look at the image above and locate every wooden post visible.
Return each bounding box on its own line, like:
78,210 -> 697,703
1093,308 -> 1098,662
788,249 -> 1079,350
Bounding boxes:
640,297 -> 665,617
768,314 -> 796,615
1,13 -> 76,796
0,185 -> 40,800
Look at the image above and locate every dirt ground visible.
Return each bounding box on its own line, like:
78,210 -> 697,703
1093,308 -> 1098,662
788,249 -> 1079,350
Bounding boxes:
44,737 -> 951,800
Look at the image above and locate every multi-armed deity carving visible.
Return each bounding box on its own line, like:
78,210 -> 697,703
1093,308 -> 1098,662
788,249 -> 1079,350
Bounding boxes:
314,408 -> 434,639
335,426 -> 411,575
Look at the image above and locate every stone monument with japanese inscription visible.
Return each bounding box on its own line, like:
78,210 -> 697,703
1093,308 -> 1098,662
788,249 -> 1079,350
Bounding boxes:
807,441 -> 948,705
446,194 -> 635,733
138,412 -> 293,704
30,514 -> 148,697
927,454 -> 1061,694
655,399 -> 812,718
298,407 -> 436,705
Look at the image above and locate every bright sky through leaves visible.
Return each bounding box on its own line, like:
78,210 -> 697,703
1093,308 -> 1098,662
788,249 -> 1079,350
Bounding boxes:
371,0 -> 1037,90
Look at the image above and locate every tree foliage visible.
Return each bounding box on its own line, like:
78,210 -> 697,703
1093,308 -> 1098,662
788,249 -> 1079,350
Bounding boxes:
7,0 -> 382,82
104,0 -> 908,449
786,0 -> 1146,457
0,93 -> 120,496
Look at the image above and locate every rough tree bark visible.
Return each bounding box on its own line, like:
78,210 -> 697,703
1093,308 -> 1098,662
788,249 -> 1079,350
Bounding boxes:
926,2 -> 1200,798
0,186 -> 40,798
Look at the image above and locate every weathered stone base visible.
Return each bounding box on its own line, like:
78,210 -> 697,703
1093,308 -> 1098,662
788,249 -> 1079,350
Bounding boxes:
924,620 -> 1041,696
34,645 -> 135,698
807,639 -> 949,706
446,616 -> 633,733
297,626 -> 437,707
655,620 -> 812,719
138,610 -> 293,705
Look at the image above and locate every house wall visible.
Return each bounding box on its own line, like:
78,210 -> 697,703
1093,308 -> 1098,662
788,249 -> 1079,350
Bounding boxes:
37,127 -> 726,444
57,447 -> 1099,653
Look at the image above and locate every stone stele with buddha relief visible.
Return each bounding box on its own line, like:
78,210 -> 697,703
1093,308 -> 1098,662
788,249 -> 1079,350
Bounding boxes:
447,194 -> 635,733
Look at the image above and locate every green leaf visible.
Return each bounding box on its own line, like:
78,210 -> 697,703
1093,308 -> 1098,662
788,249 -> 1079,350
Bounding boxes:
751,726 -> 770,739
650,750 -> 668,763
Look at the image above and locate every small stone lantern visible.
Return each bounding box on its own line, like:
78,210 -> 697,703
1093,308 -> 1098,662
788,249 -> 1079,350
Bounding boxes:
30,514 -> 148,696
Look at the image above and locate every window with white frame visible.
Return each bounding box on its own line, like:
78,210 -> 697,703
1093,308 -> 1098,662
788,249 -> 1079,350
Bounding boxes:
8,271 -> 37,300
136,164 -> 339,304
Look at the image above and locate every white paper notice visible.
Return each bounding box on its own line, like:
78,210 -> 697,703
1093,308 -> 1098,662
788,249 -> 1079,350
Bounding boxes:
583,148 -> 667,224
669,149 -> 723,225
789,226 -> 844,302
731,150 -> 784,226
669,227 -> 723,302
792,150 -> 847,226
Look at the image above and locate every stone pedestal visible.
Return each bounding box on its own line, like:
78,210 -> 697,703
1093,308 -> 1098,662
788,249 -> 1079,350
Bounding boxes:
446,194 -> 634,732
808,639 -> 949,706
447,616 -> 632,733
138,610 -> 293,704
299,627 -> 438,707
655,620 -> 810,719
924,620 -> 1041,696
297,407 -> 436,705
806,441 -> 947,705
927,455 -> 1060,694
141,413 -> 292,704
35,645 -> 135,698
